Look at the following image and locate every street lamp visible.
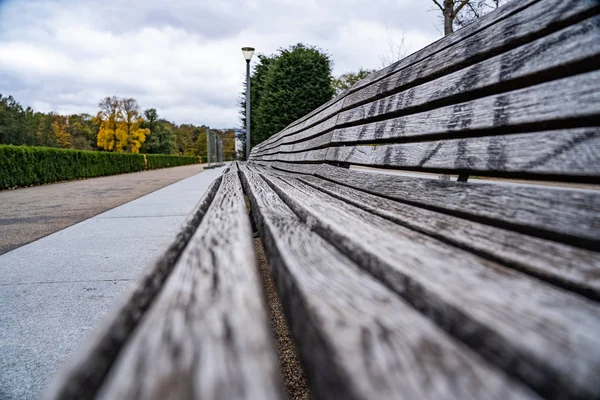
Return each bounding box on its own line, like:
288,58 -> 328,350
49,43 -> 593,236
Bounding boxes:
242,47 -> 254,160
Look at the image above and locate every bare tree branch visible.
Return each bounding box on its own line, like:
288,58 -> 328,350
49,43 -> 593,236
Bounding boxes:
454,0 -> 472,16
431,0 -> 444,12
467,2 -> 482,18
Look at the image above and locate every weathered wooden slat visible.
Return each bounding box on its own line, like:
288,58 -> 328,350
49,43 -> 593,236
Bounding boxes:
282,172 -> 600,300
261,129 -> 600,181
239,163 -> 539,400
348,0 -> 598,100
95,165 -> 284,400
253,0 -> 599,155
44,177 -> 223,400
258,171 -> 600,400
274,90 -> 347,137
267,162 -> 600,250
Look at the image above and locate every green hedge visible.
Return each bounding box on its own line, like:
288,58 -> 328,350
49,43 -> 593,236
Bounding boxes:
0,145 -> 198,189
146,154 -> 198,170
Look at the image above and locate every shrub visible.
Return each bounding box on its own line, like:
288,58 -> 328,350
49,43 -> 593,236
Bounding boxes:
146,154 -> 198,170
0,145 -> 198,189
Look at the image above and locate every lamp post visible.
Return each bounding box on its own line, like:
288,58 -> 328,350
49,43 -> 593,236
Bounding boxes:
206,126 -> 211,168
241,47 -> 255,160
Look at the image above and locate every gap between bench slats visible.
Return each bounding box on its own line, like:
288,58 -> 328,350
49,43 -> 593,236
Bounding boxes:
239,163 -> 539,400
253,167 -> 600,400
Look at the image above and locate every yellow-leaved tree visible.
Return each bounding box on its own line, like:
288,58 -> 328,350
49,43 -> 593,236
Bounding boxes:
96,96 -> 127,152
121,98 -> 149,153
52,114 -> 71,148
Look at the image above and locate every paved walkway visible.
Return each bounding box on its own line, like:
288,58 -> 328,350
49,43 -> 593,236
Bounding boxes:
0,166 -> 226,400
0,164 -> 208,255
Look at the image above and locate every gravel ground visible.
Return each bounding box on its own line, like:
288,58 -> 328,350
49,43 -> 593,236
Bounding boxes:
254,238 -> 311,400
0,164 -> 206,255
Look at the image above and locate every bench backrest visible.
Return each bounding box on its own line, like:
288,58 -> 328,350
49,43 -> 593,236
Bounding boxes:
249,0 -> 600,184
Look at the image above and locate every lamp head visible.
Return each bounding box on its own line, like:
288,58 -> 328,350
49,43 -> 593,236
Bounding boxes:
241,47 -> 255,61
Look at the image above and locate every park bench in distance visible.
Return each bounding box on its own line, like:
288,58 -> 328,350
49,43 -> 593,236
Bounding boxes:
46,0 -> 600,399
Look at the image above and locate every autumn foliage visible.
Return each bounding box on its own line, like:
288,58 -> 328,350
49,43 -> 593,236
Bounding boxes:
1,93 -> 237,161
95,96 -> 150,153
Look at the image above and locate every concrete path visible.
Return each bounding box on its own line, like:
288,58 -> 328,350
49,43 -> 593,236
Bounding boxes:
0,166 -> 226,400
0,164 -> 207,255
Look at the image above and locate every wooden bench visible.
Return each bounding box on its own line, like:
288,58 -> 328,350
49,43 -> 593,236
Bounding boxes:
46,0 -> 600,399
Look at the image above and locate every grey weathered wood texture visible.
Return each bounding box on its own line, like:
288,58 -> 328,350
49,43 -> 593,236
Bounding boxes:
285,171 -> 600,300
251,169 -> 600,400
96,165 -> 284,400
266,162 -> 600,248
44,177 -> 223,400
239,164 -> 540,400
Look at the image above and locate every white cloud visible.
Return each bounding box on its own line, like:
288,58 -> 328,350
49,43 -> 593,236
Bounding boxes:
0,0 -> 441,128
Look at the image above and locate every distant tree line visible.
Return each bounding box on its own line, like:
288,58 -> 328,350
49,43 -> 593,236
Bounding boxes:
0,94 -> 236,161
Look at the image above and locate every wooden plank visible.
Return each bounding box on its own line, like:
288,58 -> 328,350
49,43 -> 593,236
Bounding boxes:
239,164 -> 539,400
267,161 -> 600,252
95,165 -> 284,400
44,177 -> 223,400
287,172 -> 600,301
258,171 -> 600,400
263,129 -> 600,181
349,0 -> 598,99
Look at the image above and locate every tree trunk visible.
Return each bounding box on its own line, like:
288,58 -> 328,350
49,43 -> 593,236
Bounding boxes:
443,0 -> 454,35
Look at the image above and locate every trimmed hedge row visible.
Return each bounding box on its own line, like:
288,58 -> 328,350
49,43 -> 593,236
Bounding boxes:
0,145 -> 198,189
146,154 -> 198,170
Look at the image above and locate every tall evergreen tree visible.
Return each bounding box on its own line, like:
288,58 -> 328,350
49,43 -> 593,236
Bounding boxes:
255,44 -> 334,144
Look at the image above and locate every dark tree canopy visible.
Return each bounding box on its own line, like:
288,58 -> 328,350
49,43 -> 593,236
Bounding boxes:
242,44 -> 334,148
140,108 -> 176,155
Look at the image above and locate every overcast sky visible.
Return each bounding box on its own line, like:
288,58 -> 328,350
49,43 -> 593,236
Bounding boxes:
0,0 -> 442,128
